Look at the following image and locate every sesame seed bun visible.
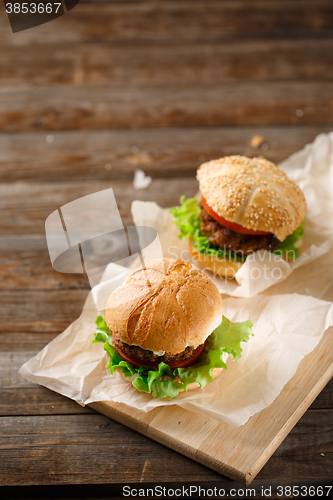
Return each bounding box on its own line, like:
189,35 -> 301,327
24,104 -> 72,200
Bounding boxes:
197,155 -> 307,242
105,258 -> 223,355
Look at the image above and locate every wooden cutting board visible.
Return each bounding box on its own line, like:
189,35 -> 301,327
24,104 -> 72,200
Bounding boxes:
89,328 -> 333,486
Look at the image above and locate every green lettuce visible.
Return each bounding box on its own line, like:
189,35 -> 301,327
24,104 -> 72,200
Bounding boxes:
272,219 -> 305,259
170,196 -> 304,262
92,314 -> 113,344
93,315 -> 253,400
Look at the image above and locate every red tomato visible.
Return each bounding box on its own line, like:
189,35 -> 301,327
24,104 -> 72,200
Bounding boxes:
112,332 -> 205,371
201,197 -> 270,236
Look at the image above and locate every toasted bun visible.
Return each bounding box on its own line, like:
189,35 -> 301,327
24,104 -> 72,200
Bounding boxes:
189,237 -> 242,278
105,258 -> 223,355
189,236 -> 300,278
197,155 -> 306,242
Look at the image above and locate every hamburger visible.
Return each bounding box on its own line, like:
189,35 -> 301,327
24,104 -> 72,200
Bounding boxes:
170,155 -> 307,277
93,258 -> 253,399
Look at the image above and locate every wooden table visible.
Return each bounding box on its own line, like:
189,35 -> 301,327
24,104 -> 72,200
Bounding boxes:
1,1 -> 332,498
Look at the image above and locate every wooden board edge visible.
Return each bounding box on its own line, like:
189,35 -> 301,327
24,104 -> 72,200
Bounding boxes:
87,401 -> 148,436
88,400 -> 248,484
87,332 -> 333,487
142,409 -> 248,484
244,361 -> 333,486
88,400 -> 153,436
88,401 -> 242,481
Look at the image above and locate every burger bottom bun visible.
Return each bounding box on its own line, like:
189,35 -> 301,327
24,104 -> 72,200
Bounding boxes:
189,237 -> 303,278
189,238 -> 242,278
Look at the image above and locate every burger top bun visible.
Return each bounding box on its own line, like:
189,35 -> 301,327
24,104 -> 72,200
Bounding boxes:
105,258 -> 222,355
197,155 -> 306,242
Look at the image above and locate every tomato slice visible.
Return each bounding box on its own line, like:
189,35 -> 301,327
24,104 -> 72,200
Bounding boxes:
112,332 -> 205,371
201,197 -> 270,236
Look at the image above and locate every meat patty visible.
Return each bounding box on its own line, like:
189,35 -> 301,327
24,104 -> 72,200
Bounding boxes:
199,205 -> 280,255
114,337 -> 201,364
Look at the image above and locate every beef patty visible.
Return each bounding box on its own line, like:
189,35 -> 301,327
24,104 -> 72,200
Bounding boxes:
199,205 -> 280,255
114,336 -> 202,364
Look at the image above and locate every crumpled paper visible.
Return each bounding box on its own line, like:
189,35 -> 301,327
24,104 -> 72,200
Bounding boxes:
19,133 -> 333,427
19,261 -> 333,427
132,132 -> 333,297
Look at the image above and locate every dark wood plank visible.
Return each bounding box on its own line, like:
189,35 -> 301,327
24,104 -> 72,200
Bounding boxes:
1,351 -> 40,389
0,178 -> 198,233
0,410 -> 331,486
1,126 -> 331,182
2,82 -> 333,132
1,1 -> 333,46
0,236 -> 89,290
0,387 -> 94,416
0,332 -> 58,352
0,350 -> 61,390
309,378 -> 333,409
0,413 -> 222,486
0,290 -> 87,333
257,410 -> 333,481
2,39 -> 333,87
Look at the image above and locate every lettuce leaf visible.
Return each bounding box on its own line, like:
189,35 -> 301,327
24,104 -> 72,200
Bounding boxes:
169,196 -> 245,262
170,196 -> 304,262
92,315 -> 113,344
273,219 -> 305,259
93,315 -> 253,400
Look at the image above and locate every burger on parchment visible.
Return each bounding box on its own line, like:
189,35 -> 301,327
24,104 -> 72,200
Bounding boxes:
93,258 -> 253,399
170,155 -> 307,278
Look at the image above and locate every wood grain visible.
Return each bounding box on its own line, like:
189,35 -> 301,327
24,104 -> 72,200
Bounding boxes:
0,387 -> 95,416
0,414 -> 221,486
1,351 -> 41,389
0,332 -> 58,352
0,290 -> 87,333
1,1 -> 333,46
90,329 -> 333,485
2,39 -> 333,87
0,178 -> 198,233
0,236 -> 90,290
1,126 -> 331,182
2,82 -> 333,132
0,409 -> 331,486
1,0 -> 332,490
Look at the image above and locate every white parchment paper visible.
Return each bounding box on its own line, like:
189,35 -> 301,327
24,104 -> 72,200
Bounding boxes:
19,133 -> 333,427
132,132 -> 333,297
19,267 -> 333,427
